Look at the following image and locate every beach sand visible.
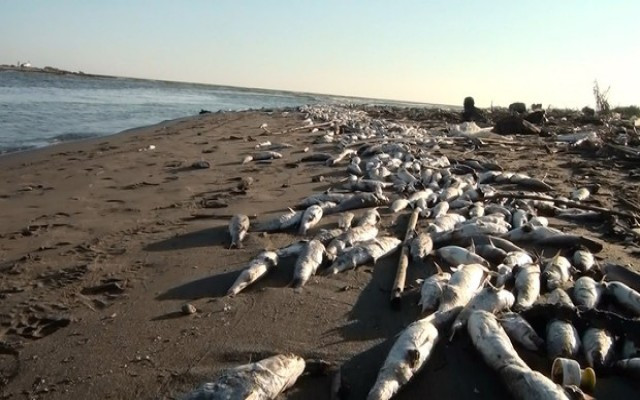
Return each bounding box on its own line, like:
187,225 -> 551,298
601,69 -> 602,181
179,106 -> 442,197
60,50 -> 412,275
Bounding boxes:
0,108 -> 638,399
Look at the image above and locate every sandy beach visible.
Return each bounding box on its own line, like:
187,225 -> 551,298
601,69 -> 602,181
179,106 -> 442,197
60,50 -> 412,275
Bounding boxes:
1,107 -> 639,400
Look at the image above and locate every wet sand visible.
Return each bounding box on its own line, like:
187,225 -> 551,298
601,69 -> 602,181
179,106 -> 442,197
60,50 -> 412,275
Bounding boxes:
0,108 -> 638,399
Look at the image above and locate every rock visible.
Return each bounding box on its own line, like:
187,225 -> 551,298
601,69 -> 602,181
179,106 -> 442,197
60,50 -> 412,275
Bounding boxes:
582,106 -> 596,117
191,160 -> 210,169
508,102 -> 527,114
524,110 -> 546,125
182,303 -> 197,315
493,116 -> 541,135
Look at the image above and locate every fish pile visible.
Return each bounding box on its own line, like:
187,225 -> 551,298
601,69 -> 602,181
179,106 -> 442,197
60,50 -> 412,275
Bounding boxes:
184,104 -> 640,399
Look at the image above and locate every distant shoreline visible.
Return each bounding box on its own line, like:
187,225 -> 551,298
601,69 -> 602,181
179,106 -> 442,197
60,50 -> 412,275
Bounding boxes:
0,64 -> 111,79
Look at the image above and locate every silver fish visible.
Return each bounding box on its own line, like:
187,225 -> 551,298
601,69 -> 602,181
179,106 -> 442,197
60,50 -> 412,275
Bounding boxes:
183,353 -> 305,400
499,312 -> 544,351
227,251 -> 279,296
571,187 -> 590,201
546,319 -> 581,359
419,272 -> 451,313
467,311 -> 569,400
450,286 -> 515,338
543,254 -> 572,291
298,192 -> 353,208
468,202 -> 485,218
326,192 -> 389,214
513,264 -> 541,310
355,208 -> 381,227
572,276 -> 602,309
547,288 -> 574,307
299,205 -> 323,235
326,225 -> 379,260
573,249 -> 595,272
582,327 -> 614,368
427,214 -> 466,233
474,244 -> 508,265
326,149 -> 357,166
390,199 -> 410,213
430,201 -> 449,219
229,214 -> 250,249
275,240 -> 308,259
613,358 -> 640,379
327,236 -> 401,274
344,178 -> 390,193
410,232 -> 433,261
511,209 -> 528,229
437,263 -> 487,319
337,212 -> 354,230
435,246 -> 490,267
292,240 -> 325,288
252,150 -> 283,161
313,228 -> 344,244
367,316 -> 439,400
254,209 -> 303,232
604,281 -> 640,316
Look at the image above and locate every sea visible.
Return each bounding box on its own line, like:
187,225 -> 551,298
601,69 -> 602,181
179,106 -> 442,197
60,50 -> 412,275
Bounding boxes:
0,70 -> 439,154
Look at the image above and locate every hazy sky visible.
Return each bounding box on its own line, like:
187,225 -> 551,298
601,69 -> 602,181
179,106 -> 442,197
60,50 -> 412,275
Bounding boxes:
1,0 -> 638,108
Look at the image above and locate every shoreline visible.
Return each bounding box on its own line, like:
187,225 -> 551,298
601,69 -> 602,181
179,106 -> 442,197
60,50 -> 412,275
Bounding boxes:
0,106 -> 638,399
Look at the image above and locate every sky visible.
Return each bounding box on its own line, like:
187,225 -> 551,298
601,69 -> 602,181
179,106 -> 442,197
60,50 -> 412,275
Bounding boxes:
1,0 -> 638,108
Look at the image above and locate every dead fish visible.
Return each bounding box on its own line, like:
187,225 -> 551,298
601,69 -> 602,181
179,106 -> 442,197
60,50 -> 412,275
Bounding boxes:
337,212 -> 355,229
242,155 -> 253,164
582,327 -> 614,369
475,243 -> 508,265
301,153 -> 333,162
254,209 -> 304,232
573,249 -> 595,272
410,233 -> 433,261
327,236 -> 401,274
229,214 -> 250,249
427,214 -> 466,233
408,189 -> 434,204
355,208 -> 381,227
450,286 -> 515,339
390,198 -> 411,213
347,159 -> 364,176
326,149 -> 357,166
436,246 -> 490,267
439,186 -> 462,202
572,276 -> 602,309
547,288 -> 575,307
275,240 -> 308,259
437,263 -> 487,320
485,204 -> 512,220
537,234 -> 603,254
517,177 -> 554,192
183,353 -> 305,400
326,225 -> 379,260
367,316 -> 439,400
571,187 -> 590,201
468,311 -> 568,400
613,358 -> 640,379
292,240 -> 325,288
313,228 -> 344,244
604,281 -> 640,316
344,178 -> 390,193
252,151 -> 283,161
227,251 -> 279,296
430,201 -> 449,219
513,264 -> 541,311
299,205 -> 323,235
468,202 -> 485,218
511,209 -> 528,229
499,312 -> 545,351
503,224 -> 563,243
299,192 -> 353,208
543,254 -> 572,291
419,272 -> 451,313
546,319 -> 581,359
325,192 -> 389,215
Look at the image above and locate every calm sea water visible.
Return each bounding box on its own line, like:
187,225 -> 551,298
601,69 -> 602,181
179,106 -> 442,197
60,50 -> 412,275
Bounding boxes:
0,71 -> 437,154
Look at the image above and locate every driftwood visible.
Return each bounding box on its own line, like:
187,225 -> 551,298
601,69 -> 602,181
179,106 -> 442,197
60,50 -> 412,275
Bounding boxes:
484,192 -> 639,220
390,208 -> 420,309
520,303 -> 640,342
272,121 -> 335,135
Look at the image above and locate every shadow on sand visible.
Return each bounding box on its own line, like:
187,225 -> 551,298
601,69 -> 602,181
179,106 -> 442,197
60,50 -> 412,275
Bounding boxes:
144,225 -> 229,251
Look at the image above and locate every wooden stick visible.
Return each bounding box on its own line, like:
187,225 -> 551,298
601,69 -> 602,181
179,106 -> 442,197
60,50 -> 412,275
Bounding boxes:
271,121 -> 335,135
390,208 -> 420,309
484,192 -> 639,220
